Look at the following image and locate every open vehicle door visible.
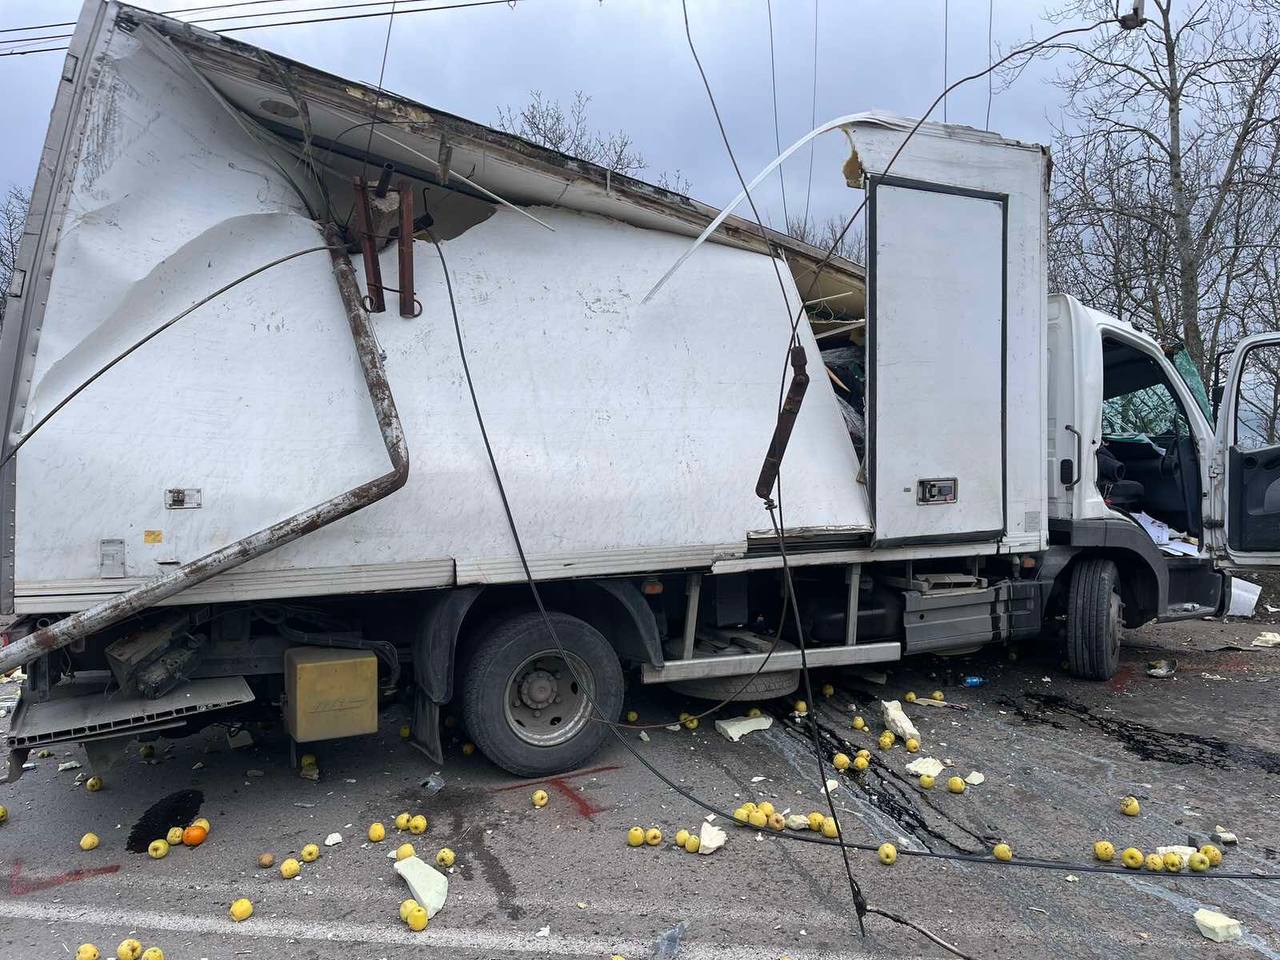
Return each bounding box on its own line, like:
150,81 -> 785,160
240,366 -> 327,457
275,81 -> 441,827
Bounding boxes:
1211,332 -> 1280,565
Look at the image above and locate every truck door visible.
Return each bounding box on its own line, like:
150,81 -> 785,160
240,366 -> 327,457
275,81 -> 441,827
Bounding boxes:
867,176 -> 1006,546
1212,332 -> 1280,564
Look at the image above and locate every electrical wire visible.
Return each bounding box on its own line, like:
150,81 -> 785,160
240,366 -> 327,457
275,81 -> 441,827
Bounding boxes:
0,0 -> 522,54
943,0 -> 949,123
424,224 -> 1280,894
765,0 -> 789,229
0,244 -> 336,470
800,0 -> 818,236
360,0 -> 398,186
985,0 -> 994,129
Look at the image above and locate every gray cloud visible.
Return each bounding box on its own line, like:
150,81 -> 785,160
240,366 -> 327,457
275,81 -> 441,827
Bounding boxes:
1,0 -> 1069,230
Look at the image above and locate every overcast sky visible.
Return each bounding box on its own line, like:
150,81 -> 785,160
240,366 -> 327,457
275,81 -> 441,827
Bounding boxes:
0,0 -> 1076,230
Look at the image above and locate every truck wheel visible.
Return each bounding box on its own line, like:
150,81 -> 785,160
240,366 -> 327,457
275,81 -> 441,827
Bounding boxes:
1066,557 -> 1122,680
461,611 -> 622,777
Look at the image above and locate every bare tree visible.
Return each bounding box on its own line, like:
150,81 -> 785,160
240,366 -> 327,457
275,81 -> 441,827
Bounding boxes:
0,186 -> 28,330
786,214 -> 865,264
1039,0 -> 1280,377
497,91 -> 647,177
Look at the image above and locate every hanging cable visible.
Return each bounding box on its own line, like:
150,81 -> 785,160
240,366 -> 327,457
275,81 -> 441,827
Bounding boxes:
986,0 -> 994,129
801,0 -> 818,236
680,0 -> 871,935
0,0 -> 525,54
943,0 -> 949,123
765,0 -> 789,229
0,245 -> 337,470
360,0 -> 398,185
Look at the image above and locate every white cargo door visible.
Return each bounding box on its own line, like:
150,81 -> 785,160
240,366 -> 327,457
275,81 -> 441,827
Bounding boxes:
868,178 -> 1006,545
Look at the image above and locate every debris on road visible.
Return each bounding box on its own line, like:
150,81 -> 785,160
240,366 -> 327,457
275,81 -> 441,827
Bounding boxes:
1146,659 -> 1177,678
57,760 -> 82,772
698,820 -> 726,855
420,773 -> 445,796
324,832 -> 342,846
1157,844 -> 1197,860
964,771 -> 985,786
1251,631 -> 1280,647
652,921 -> 687,960
880,700 -> 921,742
1193,908 -> 1243,943
714,714 -> 773,742
905,757 -> 945,778
1213,826 -> 1238,845
226,729 -> 254,749
394,855 -> 449,918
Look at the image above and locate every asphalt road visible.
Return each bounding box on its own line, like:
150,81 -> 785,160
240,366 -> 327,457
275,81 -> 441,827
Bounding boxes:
0,618 -> 1277,960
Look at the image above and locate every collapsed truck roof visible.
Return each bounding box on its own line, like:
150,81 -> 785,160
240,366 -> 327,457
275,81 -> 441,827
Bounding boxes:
112,2 -> 866,321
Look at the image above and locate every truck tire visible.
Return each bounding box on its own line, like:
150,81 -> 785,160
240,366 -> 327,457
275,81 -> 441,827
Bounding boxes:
1066,557 -> 1122,680
461,611 -> 623,777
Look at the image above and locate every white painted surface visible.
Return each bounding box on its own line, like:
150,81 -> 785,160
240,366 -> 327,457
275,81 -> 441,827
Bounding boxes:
871,183 -> 1005,542
848,120 -> 1049,552
13,25 -> 874,608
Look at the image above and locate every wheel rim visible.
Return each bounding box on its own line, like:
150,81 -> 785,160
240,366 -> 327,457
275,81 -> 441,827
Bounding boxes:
1108,589 -> 1123,659
503,649 -> 594,747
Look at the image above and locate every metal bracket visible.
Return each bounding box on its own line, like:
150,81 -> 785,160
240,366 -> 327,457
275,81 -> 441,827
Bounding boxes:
351,177 -> 385,313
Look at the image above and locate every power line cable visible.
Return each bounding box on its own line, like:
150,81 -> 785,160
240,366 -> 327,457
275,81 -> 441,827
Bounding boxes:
0,245 -> 337,469
765,0 -> 789,229
0,0 -> 521,53
360,0 -> 398,185
801,0 -> 818,235
943,0 -> 949,122
986,0 -> 995,129
679,0 -> 870,935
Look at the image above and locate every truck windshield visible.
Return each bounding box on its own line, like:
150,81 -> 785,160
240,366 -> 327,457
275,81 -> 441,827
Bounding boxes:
1170,347 -> 1212,422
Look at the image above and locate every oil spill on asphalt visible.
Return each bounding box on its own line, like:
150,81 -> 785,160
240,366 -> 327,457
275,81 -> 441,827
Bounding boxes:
774,707 -> 986,855
1009,692 -> 1280,774
126,788 -> 203,852
431,788 -> 526,921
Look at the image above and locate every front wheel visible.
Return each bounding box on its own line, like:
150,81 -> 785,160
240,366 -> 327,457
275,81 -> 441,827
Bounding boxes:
461,611 -> 623,777
1066,557 -> 1123,680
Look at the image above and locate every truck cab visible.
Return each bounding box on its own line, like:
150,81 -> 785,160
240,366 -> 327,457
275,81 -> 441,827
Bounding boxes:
1045,294 -> 1276,675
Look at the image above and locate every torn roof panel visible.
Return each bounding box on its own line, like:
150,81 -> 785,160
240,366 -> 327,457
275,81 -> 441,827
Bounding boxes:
110,2 -> 865,318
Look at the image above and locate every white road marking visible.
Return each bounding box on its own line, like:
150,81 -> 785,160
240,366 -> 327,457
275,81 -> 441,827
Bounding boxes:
0,899 -> 894,959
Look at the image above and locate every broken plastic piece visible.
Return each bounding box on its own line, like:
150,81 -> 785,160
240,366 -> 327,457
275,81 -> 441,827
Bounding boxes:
420,773 -> 445,796
1194,908 -> 1243,943
964,771 -> 985,786
698,821 -> 726,855
394,856 -> 448,919
324,832 -> 342,846
904,757 -> 945,778
714,715 -> 773,742
880,700 -> 921,742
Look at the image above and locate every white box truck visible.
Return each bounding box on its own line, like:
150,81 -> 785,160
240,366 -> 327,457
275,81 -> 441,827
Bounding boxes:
1,2 -> 1273,777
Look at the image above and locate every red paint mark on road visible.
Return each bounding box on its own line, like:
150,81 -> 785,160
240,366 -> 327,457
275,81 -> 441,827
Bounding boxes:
1107,663 -> 1134,693
8,858 -> 121,896
490,764 -> 621,819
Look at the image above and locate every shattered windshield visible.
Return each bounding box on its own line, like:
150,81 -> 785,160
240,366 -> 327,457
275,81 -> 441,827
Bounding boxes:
1171,347 -> 1212,422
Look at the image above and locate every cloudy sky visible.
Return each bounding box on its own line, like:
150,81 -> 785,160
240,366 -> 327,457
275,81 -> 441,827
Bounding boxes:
0,0 -> 1080,230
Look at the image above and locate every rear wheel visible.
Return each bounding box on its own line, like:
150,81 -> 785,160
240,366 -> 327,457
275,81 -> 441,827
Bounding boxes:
461,611 -> 622,777
1066,557 -> 1123,680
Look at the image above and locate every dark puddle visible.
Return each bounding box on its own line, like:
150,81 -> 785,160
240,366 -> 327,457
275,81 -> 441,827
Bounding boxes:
1007,692 -> 1280,775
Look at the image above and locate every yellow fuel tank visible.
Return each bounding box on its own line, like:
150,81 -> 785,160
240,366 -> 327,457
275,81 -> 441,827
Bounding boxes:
284,647 -> 378,743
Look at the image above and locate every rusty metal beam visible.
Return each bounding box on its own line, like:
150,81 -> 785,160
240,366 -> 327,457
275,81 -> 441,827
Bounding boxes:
351,177 -> 385,313
398,179 -> 415,319
0,225 -> 409,674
